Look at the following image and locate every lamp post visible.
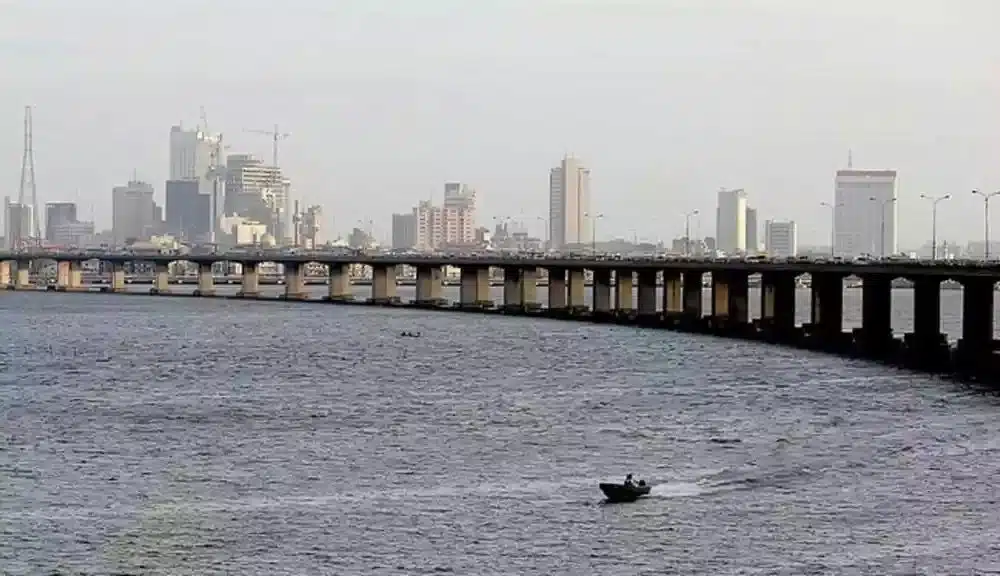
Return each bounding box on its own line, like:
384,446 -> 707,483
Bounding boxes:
972,189 -> 1000,260
683,209 -> 699,256
585,212 -> 604,254
868,197 -> 896,258
536,216 -> 548,251
919,194 -> 951,260
819,201 -> 843,257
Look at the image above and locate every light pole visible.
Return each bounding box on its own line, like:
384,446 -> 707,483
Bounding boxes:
919,194 -> 951,260
972,189 -> 1000,260
683,209 -> 699,256
536,216 -> 548,251
585,212 -> 604,254
819,201 -> 842,257
868,197 -> 896,258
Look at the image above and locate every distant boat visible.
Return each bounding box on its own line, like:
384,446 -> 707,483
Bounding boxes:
599,481 -> 650,503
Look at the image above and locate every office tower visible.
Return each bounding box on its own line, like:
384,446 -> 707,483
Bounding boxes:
745,206 -> 759,254
834,169 -> 897,257
45,202 -> 78,242
392,213 -> 417,250
549,156 -> 591,249
170,125 -> 222,241
225,154 -> 289,240
413,200 -> 442,251
765,220 -> 798,257
165,180 -> 211,241
112,180 -> 156,245
442,182 -> 477,246
715,188 -> 747,254
4,199 -> 33,250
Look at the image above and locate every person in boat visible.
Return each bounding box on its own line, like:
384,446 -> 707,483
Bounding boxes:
624,474 -> 635,488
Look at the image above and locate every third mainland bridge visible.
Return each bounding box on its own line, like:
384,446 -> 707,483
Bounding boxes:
2,249 -> 1000,384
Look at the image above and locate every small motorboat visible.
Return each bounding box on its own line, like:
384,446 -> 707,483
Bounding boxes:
599,480 -> 650,503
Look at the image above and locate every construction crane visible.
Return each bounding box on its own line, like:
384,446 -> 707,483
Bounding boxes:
200,107 -> 229,243
245,124 -> 291,242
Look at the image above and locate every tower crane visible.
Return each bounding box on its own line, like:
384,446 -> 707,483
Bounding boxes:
199,107 -> 229,243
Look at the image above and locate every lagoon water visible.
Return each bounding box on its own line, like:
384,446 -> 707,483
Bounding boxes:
3,291 -> 1000,574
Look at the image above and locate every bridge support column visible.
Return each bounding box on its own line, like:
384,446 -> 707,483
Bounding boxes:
711,271 -> 749,330
283,262 -> 306,299
237,262 -> 259,297
759,272 -> 796,342
637,270 -> 657,317
194,263 -> 215,296
327,263 -> 353,301
903,277 -> 948,370
414,265 -> 443,305
615,270 -> 633,313
0,260 -> 10,288
460,266 -> 491,308
11,260 -> 31,290
682,271 -> 703,323
109,262 -> 126,293
371,264 -> 397,303
592,269 -> 612,314
68,261 -> 83,291
502,267 -> 523,309
547,268 -> 567,310
56,261 -> 70,290
957,277 -> 995,376
150,263 -> 169,295
857,274 -> 893,358
568,269 -> 586,311
808,273 -> 844,350
663,272 -> 682,315
520,267 -> 539,309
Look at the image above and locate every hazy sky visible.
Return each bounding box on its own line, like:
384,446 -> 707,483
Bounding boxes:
1,0 -> 998,246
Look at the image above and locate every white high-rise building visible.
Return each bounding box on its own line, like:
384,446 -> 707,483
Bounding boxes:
549,156 -> 591,250
765,220 -> 798,258
745,206 -> 759,254
169,125 -> 220,183
833,169 -> 897,257
716,188 -> 747,254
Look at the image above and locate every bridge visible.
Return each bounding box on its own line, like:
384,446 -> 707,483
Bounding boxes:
2,250 -> 998,381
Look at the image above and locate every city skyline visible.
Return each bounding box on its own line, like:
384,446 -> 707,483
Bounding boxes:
2,1 -> 999,246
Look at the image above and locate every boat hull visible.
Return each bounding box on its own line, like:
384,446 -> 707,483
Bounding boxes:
599,482 -> 650,503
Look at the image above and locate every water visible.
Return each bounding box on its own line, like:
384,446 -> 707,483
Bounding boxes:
3,292 -> 1000,574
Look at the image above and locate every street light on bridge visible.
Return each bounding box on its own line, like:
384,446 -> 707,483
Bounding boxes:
972,189 -> 1000,260
868,196 -> 897,258
819,201 -> 843,257
683,210 -> 699,256
585,212 -> 604,254
919,194 -> 951,260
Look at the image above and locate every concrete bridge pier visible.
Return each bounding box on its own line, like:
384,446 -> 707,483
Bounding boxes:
502,267 -> 523,309
416,265 -> 444,306
371,264 -> 397,304
547,268 -> 567,311
520,267 -> 539,309
194,263 -> 215,296
109,263 -> 126,293
682,271 -> 704,325
460,266 -> 491,308
615,270 -> 633,314
857,274 -> 893,358
592,269 -> 612,315
636,270 -> 658,318
662,272 -> 683,316
903,277 -> 948,370
55,261 -> 70,290
11,259 -> 31,290
957,278 -> 995,376
283,262 -> 306,300
150,263 -> 170,295
808,273 -> 844,350
327,263 -> 353,301
568,269 -> 586,312
237,262 -> 259,297
759,272 -> 797,342
710,271 -> 749,332
0,260 -> 10,289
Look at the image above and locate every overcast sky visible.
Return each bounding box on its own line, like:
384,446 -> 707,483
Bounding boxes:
1,0 -> 998,246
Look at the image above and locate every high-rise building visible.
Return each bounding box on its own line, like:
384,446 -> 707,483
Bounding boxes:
165,180 -> 211,241
765,220 -> 798,258
745,206 -> 759,254
834,169 -> 897,257
224,154 -> 290,240
50,221 -> 95,247
716,188 -> 747,254
442,182 -> 477,246
112,180 -> 156,245
3,198 -> 33,250
45,202 -> 78,242
392,212 -> 417,250
170,125 -> 220,184
413,200 -> 442,251
549,156 -> 591,249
